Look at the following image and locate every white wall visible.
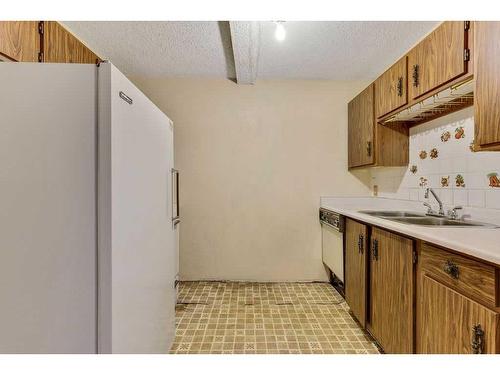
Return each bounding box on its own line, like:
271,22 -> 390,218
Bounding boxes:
130,77 -> 371,281
0,63 -> 96,353
371,107 -> 500,210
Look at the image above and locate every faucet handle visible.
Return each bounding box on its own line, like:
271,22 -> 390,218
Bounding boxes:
448,206 -> 463,220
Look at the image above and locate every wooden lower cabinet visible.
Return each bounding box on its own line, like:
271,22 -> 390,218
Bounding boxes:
368,227 -> 414,353
417,275 -> 500,354
342,218 -> 500,354
345,218 -> 368,327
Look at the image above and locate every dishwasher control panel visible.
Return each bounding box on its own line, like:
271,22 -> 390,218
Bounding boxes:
319,208 -> 344,232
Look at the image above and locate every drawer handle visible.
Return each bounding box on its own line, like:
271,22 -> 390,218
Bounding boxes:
396,76 -> 403,97
443,260 -> 459,279
358,234 -> 364,254
472,324 -> 484,354
371,239 -> 378,261
412,64 -> 419,87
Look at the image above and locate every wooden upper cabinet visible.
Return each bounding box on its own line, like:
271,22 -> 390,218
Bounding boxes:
348,84 -> 374,168
43,21 -> 99,64
369,227 -> 414,353
474,22 -> 500,149
375,56 -> 407,118
408,21 -> 469,100
0,21 -> 40,62
417,275 -> 499,354
345,218 -> 368,327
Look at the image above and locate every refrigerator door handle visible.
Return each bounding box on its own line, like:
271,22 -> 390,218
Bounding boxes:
171,168 -> 180,227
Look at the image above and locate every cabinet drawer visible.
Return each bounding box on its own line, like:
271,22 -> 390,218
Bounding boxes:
420,243 -> 497,307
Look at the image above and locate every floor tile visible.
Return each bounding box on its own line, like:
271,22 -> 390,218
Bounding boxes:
170,281 -> 379,354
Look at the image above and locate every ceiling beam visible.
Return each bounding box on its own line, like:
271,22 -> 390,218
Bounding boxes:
229,21 -> 261,84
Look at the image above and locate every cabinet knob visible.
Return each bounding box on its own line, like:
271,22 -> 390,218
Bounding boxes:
443,260 -> 459,279
366,141 -> 372,157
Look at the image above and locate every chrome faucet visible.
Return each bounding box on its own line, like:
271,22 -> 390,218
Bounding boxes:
424,188 -> 445,216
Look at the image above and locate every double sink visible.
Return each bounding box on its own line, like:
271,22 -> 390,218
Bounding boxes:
359,210 -> 498,228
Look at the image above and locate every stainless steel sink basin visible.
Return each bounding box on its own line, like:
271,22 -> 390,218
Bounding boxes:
359,210 -> 426,218
390,216 -> 497,228
358,210 -> 497,228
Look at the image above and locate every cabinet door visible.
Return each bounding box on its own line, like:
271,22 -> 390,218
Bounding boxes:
375,56 -> 407,118
0,21 -> 40,62
348,84 -> 374,168
418,275 -> 499,354
408,21 -> 468,100
474,21 -> 500,149
345,218 -> 368,327
44,21 -> 99,64
369,227 -> 414,353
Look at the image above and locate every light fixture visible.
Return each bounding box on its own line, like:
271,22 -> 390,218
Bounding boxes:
274,21 -> 286,41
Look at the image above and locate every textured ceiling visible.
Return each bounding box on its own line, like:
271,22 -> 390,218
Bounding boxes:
63,21 -> 439,81
63,21 -> 236,78
258,21 -> 439,80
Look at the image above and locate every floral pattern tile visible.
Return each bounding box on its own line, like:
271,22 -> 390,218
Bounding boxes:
441,131 -> 451,142
455,174 -> 465,188
372,115 -> 500,209
441,176 -> 450,187
455,126 -> 465,139
488,173 -> 500,188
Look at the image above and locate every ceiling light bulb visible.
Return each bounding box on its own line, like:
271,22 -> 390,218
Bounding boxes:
275,22 -> 286,41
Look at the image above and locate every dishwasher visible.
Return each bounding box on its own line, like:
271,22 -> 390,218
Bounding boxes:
319,208 -> 345,294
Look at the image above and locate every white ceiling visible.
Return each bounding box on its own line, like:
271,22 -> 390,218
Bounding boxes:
63,21 -> 439,81
63,21 -> 235,78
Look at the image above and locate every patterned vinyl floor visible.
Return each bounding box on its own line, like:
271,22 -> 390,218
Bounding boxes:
170,281 -> 379,354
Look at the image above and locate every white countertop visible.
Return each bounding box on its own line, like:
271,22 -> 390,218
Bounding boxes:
320,196 -> 500,266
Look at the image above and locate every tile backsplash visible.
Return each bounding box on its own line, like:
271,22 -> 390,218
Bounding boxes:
371,107 -> 500,210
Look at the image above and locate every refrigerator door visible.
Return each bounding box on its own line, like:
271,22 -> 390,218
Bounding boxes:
98,63 -> 176,353
0,63 -> 97,353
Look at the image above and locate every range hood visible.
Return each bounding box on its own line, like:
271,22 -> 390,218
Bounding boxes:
381,77 -> 474,126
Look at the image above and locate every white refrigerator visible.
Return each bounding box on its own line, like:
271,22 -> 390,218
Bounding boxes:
0,62 -> 179,353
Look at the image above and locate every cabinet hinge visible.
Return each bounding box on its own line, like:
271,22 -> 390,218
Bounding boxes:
412,249 -> 418,264
38,21 -> 44,35
464,21 -> 470,31
464,48 -> 470,62
37,51 -> 44,63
